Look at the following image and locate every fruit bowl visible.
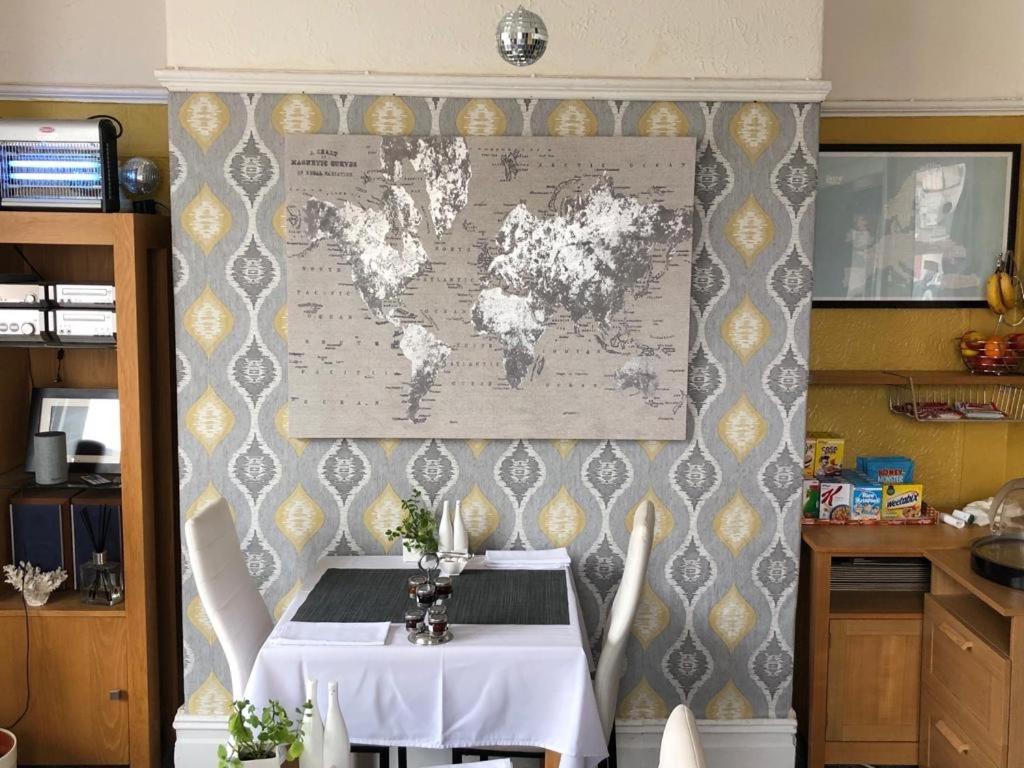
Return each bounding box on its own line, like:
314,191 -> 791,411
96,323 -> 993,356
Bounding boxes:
959,331 -> 1024,375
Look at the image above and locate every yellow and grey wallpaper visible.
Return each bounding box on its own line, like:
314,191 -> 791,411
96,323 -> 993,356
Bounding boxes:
170,94 -> 818,721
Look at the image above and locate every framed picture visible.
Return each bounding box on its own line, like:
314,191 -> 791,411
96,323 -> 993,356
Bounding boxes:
814,144 -> 1020,307
25,388 -> 120,473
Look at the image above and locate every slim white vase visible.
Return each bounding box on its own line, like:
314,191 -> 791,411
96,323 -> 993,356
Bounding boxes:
322,681 -> 351,768
453,500 -> 469,554
299,678 -> 324,768
438,500 -> 454,552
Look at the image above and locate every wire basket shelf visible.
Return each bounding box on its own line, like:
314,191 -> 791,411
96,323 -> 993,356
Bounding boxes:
888,374 -> 1024,422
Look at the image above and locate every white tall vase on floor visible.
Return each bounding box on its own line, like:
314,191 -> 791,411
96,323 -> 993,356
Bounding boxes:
438,500 -> 454,552
322,680 -> 351,768
453,500 -> 469,554
300,678 -> 324,768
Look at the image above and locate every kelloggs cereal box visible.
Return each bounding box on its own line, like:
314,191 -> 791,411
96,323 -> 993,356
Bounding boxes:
882,484 -> 925,521
808,432 -> 845,477
819,478 -> 853,523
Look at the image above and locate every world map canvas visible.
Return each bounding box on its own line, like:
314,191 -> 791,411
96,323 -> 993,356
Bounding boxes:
285,134 -> 695,439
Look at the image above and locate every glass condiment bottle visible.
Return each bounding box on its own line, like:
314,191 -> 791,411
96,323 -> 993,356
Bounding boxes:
435,575 -> 453,599
404,607 -> 425,631
427,605 -> 448,637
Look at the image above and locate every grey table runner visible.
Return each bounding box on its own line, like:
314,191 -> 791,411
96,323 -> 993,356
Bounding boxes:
292,568 -> 570,625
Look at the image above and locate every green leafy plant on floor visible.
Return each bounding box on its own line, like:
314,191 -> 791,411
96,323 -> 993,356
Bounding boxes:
385,489 -> 440,554
217,699 -> 311,767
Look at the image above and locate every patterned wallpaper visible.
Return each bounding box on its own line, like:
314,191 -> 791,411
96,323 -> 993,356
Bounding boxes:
169,93 -> 818,722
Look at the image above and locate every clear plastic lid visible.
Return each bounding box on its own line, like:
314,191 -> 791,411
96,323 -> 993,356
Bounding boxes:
990,478 -> 1024,535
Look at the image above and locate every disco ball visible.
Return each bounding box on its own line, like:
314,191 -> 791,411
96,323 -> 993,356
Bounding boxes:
496,5 -> 548,67
119,156 -> 161,196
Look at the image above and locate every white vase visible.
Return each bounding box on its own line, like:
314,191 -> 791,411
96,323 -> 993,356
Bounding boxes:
438,500 -> 454,553
322,681 -> 351,768
300,678 -> 324,768
453,500 -> 469,554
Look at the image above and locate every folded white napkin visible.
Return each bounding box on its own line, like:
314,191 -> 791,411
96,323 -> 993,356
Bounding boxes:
484,547 -> 571,569
425,761 -> 512,768
271,620 -> 390,646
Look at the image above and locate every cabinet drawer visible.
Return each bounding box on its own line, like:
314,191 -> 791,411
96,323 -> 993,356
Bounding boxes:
922,596 -> 1008,762
920,692 -> 1002,768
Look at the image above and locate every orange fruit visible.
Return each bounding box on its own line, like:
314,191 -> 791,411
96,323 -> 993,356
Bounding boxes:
985,336 -> 1007,358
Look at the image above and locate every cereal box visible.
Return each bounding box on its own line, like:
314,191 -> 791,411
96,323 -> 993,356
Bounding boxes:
804,438 -> 817,478
819,478 -> 853,523
809,432 -> 845,477
801,478 -> 821,524
882,484 -> 925,521
850,479 -> 883,522
856,456 -> 915,484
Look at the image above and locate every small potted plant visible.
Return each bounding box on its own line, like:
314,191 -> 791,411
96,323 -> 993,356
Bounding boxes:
385,489 -> 440,562
3,561 -> 67,607
217,699 -> 310,768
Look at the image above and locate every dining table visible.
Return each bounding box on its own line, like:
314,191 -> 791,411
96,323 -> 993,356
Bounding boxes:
243,551 -> 609,768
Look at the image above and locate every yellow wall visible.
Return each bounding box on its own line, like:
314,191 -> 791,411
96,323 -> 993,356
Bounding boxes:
812,116 -> 1024,509
0,101 -> 169,206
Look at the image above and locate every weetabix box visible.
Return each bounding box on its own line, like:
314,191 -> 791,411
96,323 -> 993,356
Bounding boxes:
808,432 -> 845,477
882,484 -> 925,522
819,478 -> 853,523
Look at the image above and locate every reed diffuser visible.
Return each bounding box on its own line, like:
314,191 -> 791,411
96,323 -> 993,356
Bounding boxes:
77,504 -> 124,606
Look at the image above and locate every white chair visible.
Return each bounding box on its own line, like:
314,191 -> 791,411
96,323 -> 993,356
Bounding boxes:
593,498 -> 655,767
184,498 -> 274,698
185,498 -> 395,768
454,499 -> 656,768
658,705 -> 706,768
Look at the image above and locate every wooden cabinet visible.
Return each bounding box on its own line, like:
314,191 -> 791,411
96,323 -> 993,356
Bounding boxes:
0,213 -> 175,766
796,525 -> 976,768
826,618 -> 922,744
0,606 -> 129,764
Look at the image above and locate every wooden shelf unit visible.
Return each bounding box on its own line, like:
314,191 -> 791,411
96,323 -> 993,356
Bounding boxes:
0,212 -> 175,767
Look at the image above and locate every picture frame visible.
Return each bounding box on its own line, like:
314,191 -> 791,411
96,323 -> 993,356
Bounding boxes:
814,144 -> 1020,307
25,388 -> 121,473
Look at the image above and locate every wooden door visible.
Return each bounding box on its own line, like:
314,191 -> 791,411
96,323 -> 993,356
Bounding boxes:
0,613 -> 129,764
826,617 -> 923,743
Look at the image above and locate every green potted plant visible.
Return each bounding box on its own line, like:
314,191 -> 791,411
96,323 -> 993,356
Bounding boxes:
385,489 -> 439,561
217,699 -> 310,768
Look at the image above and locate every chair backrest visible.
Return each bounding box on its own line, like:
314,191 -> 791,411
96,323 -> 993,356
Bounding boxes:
659,705 -> 707,768
593,499 -> 655,741
184,497 -> 273,699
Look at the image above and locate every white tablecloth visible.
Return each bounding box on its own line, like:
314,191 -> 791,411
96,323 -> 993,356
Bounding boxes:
244,556 -> 608,768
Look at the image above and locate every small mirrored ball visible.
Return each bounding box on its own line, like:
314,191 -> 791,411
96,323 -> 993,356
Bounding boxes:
119,156 -> 161,196
496,5 -> 548,67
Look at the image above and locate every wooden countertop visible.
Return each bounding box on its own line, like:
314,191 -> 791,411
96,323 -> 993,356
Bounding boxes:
926,547 -> 1024,617
802,523 -> 983,555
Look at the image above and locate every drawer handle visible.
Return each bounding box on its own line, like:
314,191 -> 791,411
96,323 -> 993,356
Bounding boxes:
936,719 -> 970,755
939,622 -> 974,652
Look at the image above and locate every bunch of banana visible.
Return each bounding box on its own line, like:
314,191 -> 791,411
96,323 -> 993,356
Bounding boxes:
987,251 -> 1020,316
